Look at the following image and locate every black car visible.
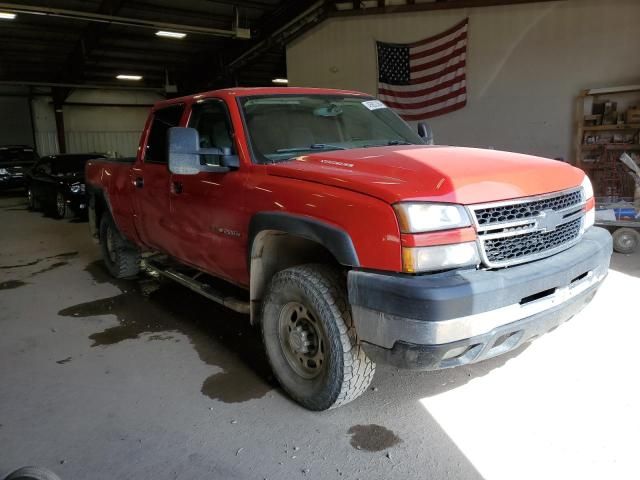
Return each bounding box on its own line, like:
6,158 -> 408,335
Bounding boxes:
0,145 -> 39,190
26,153 -> 106,218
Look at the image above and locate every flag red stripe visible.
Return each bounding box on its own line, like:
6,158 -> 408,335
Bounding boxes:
410,46 -> 466,73
409,30 -> 467,61
399,100 -> 467,121
409,18 -> 469,48
379,73 -> 466,98
383,86 -> 467,111
410,60 -> 466,85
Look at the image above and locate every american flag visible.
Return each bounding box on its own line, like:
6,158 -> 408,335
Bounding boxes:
376,18 -> 468,121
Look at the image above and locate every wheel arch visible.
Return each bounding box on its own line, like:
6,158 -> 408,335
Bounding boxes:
247,212 -> 360,324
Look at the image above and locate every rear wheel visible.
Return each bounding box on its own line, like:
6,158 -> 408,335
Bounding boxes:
612,227 -> 640,254
261,264 -> 375,410
99,213 -> 140,278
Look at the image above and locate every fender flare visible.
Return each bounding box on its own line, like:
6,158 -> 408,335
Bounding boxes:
247,212 -> 360,267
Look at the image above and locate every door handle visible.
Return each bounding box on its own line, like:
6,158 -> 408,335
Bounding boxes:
134,177 -> 144,188
173,181 -> 183,194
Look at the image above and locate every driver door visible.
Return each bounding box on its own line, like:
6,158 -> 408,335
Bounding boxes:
169,98 -> 248,285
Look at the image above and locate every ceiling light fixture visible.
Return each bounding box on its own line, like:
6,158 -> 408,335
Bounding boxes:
0,12 -> 17,20
156,30 -> 187,39
272,78 -> 289,85
117,75 -> 143,81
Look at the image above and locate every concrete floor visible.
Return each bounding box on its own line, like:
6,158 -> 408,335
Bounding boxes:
1,191 -> 638,480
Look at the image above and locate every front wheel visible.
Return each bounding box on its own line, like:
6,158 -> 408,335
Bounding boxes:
261,264 -> 375,410
99,213 -> 141,278
53,191 -> 71,219
612,227 -> 640,254
27,188 -> 39,211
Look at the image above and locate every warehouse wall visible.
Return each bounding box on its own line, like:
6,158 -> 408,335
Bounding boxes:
32,89 -> 163,157
287,0 -> 640,161
0,87 -> 34,147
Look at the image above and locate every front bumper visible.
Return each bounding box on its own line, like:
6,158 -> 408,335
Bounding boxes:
348,227 -> 612,370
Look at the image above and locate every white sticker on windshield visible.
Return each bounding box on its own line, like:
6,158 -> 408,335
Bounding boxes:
362,100 -> 387,111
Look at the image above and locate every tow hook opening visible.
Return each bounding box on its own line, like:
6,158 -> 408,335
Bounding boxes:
520,287 -> 556,305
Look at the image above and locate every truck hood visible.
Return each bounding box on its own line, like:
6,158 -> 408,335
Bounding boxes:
265,145 -> 584,205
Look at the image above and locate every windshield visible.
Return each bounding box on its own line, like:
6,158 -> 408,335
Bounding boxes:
239,95 -> 424,163
0,146 -> 38,164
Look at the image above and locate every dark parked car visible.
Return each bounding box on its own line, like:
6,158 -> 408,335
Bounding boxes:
26,153 -> 106,218
0,145 -> 39,190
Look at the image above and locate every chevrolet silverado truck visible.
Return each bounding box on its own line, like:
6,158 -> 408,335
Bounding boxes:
86,87 -> 612,411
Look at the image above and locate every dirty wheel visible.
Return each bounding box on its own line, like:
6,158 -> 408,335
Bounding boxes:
262,264 -> 375,410
612,228 -> 640,254
4,466 -> 62,480
99,213 -> 140,278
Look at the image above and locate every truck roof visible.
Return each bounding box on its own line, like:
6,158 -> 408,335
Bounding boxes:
152,87 -> 371,110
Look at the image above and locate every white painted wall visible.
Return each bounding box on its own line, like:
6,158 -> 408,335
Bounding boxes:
287,0 -> 640,161
32,89 -> 163,157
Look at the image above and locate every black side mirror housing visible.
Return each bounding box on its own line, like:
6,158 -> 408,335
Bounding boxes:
168,127 -> 238,174
418,122 -> 434,145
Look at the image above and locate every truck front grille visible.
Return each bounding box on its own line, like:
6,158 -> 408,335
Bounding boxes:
470,188 -> 586,268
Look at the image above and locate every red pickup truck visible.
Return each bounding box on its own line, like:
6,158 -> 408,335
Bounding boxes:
86,87 -> 612,411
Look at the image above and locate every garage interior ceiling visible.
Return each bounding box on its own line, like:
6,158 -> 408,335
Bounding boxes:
0,0 -> 558,95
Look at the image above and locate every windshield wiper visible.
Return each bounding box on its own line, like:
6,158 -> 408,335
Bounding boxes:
276,144 -> 347,154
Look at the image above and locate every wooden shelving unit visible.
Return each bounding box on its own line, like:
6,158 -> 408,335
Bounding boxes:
575,85 -> 640,198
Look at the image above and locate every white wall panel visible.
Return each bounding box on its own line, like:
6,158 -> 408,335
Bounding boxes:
287,0 -> 640,161
65,131 -> 141,157
31,89 -> 162,158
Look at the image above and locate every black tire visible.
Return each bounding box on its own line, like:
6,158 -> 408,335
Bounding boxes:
99,213 -> 141,278
27,188 -> 39,211
52,191 -> 72,219
261,264 -> 375,410
612,228 -> 640,254
4,466 -> 62,480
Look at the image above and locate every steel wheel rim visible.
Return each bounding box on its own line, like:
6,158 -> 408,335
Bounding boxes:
56,192 -> 65,217
278,301 -> 326,379
106,226 -> 117,262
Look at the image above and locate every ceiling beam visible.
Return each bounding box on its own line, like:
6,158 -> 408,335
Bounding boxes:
330,0 -> 562,17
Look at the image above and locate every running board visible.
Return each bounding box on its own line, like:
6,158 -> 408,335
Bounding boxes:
143,258 -> 250,315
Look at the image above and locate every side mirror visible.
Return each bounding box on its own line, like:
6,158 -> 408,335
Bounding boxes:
418,122 -> 434,145
168,127 -> 236,174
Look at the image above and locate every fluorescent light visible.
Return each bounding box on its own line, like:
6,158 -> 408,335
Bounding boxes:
0,12 -> 17,20
272,78 -> 289,85
116,75 -> 143,81
156,30 -> 187,39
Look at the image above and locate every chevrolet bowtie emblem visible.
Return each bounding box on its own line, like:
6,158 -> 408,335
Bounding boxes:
537,209 -> 563,232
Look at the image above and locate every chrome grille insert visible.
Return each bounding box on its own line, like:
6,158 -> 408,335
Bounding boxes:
470,188 -> 585,268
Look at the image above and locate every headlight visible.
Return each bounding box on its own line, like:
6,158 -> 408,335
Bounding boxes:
0,168 -> 8,175
394,203 -> 471,233
581,174 -> 593,199
402,242 -> 480,273
70,183 -> 85,194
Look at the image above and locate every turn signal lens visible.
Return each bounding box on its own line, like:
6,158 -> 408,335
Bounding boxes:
581,174 -> 594,200
402,242 -> 480,273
